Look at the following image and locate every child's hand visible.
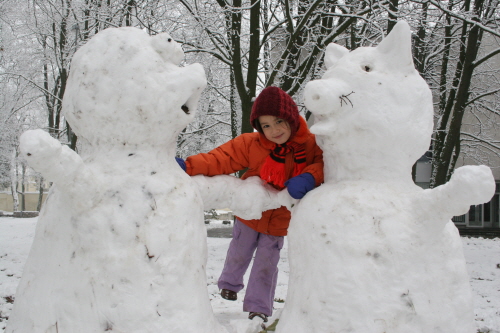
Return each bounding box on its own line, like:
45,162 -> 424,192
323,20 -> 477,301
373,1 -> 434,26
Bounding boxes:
285,173 -> 315,199
176,157 -> 186,172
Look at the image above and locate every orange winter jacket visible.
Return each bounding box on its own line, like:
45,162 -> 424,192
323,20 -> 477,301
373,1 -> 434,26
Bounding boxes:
185,116 -> 324,236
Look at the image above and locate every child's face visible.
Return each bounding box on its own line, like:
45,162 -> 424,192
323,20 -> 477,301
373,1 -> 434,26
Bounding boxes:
258,115 -> 291,145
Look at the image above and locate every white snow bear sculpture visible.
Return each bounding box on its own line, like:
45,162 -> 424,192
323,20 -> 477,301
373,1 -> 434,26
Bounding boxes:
276,21 -> 495,333
6,27 -> 241,333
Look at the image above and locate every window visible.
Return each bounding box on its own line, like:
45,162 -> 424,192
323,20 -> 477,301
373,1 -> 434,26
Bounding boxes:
492,194 -> 499,228
468,205 -> 483,227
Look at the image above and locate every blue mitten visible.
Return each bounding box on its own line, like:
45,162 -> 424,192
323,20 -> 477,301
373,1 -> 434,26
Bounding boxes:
285,173 -> 315,199
176,157 -> 186,172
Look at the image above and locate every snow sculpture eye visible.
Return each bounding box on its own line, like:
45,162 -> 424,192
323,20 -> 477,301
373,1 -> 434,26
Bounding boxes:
168,38 -> 172,42
362,64 -> 372,72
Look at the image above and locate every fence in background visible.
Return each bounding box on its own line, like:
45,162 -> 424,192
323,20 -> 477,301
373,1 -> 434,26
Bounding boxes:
0,192 -> 48,213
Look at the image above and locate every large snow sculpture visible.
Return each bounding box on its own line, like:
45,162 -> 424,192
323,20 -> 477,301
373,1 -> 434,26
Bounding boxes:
276,21 -> 495,333
7,27 -> 228,333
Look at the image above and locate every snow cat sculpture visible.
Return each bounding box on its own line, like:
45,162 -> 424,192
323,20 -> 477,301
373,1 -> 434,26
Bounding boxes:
276,21 -> 495,333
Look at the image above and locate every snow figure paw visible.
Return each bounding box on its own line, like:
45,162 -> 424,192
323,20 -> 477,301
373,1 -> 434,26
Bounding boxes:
19,129 -> 95,211
19,128 -> 84,186
19,129 -> 63,173
447,165 -> 495,214
436,165 -> 495,216
422,164 -> 496,225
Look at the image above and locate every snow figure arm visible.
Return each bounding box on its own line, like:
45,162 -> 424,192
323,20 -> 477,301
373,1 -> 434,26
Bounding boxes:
19,129 -> 97,210
192,175 -> 297,220
20,129 -> 83,184
418,165 -> 495,230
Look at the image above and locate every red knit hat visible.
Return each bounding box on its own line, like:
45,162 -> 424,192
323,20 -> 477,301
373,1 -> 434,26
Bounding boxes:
250,86 -> 300,139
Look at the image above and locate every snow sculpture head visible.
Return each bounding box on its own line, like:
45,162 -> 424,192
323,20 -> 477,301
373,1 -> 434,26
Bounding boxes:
304,21 -> 433,182
63,27 -> 206,147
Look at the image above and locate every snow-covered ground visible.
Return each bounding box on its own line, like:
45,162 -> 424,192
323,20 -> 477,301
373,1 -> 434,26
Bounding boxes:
0,216 -> 499,333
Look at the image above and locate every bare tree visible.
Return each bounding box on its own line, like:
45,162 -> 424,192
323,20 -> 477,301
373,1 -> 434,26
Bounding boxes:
418,0 -> 500,187
177,0 -> 390,135
2,0 -> 499,196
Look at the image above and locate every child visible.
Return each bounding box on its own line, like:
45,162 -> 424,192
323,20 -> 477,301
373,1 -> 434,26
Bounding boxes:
177,86 -> 324,323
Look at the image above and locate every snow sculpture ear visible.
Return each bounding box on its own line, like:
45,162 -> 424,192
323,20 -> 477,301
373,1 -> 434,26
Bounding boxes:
376,21 -> 415,73
324,43 -> 349,69
151,33 -> 184,65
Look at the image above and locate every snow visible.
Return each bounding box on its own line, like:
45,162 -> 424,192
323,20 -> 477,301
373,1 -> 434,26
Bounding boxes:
465,237 -> 500,333
0,217 -> 499,333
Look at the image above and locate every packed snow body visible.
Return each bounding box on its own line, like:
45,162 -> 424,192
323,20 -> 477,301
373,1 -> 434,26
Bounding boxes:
7,27 -> 228,333
277,21 -> 496,333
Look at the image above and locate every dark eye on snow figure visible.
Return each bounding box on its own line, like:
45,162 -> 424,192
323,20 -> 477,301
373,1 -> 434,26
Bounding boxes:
168,38 -> 172,42
363,65 -> 372,72
181,104 -> 190,114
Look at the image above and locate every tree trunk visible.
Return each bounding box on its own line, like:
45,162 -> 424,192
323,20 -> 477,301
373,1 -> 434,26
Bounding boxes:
431,0 -> 484,187
412,2 -> 428,75
10,150 -> 19,212
430,0 -> 459,188
20,164 -> 26,212
230,70 -> 239,139
68,122 -> 78,151
124,0 -> 136,26
37,176 -> 45,212
227,0 -> 254,135
387,0 -> 399,33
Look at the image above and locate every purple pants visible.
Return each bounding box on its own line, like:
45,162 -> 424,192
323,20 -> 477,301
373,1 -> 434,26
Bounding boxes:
218,219 -> 284,316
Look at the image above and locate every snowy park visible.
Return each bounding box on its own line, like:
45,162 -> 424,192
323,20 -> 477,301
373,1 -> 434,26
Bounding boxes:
1,1 -> 500,331
0,217 -> 499,333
